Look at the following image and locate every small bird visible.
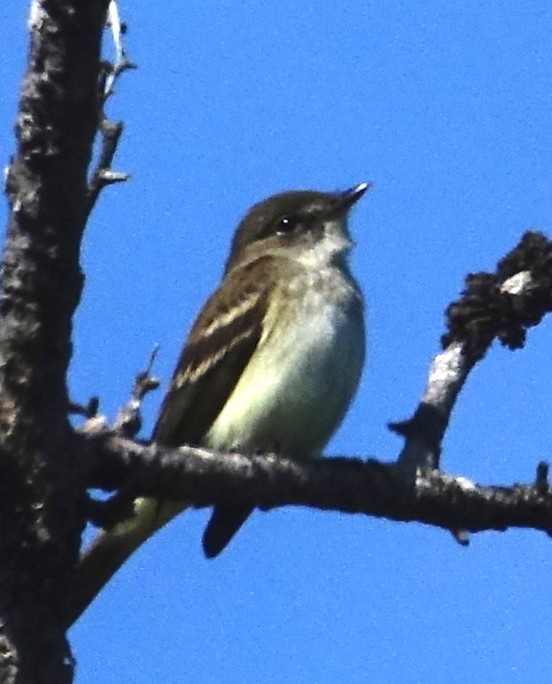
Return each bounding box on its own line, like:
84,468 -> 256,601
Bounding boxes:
78,183 -> 368,605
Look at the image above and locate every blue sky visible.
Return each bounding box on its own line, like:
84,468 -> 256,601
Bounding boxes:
2,2 -> 552,683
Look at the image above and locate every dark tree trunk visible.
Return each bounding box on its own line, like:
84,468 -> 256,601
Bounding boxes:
0,2 -> 109,681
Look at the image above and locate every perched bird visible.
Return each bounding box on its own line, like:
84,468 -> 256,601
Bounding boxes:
77,183 -> 368,609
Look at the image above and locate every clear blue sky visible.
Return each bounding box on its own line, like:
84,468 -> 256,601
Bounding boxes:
2,2 -> 552,683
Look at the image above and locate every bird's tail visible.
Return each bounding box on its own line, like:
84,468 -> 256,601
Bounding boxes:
202,505 -> 253,558
66,497 -> 187,626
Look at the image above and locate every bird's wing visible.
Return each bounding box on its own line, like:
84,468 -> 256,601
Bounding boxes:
71,262 -> 273,623
153,261 -> 270,446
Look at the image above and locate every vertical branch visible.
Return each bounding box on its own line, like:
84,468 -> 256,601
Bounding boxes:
0,1 -> 110,682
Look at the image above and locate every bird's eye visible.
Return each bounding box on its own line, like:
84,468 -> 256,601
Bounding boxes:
276,215 -> 300,234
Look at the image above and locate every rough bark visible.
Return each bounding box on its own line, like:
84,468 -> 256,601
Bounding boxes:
0,1 -> 109,681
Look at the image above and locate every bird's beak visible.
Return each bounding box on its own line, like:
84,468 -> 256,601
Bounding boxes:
327,182 -> 372,219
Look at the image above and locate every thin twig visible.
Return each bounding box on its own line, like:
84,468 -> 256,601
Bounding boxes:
112,346 -> 160,439
86,1 -> 135,216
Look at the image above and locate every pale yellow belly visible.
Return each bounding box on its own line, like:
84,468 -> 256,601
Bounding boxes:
205,283 -> 365,458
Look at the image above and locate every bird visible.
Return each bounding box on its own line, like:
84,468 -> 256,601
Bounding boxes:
76,182 -> 368,611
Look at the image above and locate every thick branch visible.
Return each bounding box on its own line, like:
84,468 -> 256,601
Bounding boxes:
84,434 -> 552,537
0,1 -> 110,682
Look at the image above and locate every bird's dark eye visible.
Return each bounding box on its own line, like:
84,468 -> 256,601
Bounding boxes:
276,215 -> 300,234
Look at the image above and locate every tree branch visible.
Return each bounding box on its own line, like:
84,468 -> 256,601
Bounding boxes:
0,1 -> 110,681
61,427 -> 552,627
391,231 -> 552,477
85,0 -> 133,216
81,433 -> 552,537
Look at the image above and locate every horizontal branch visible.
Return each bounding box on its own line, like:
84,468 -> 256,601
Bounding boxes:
71,223 -> 552,630
84,433 -> 552,538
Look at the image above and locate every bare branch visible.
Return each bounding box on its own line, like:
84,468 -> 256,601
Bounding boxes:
112,346 -> 160,438
103,0 -> 136,100
69,396 -> 100,419
0,1 -> 111,679
82,433 -> 552,537
392,231 -> 552,477
60,430 -> 552,627
85,0 -> 134,216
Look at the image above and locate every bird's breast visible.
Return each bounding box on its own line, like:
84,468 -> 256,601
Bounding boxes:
205,265 -> 365,457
